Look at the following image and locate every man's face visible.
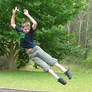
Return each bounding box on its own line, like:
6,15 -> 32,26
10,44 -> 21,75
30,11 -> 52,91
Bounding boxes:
22,26 -> 30,34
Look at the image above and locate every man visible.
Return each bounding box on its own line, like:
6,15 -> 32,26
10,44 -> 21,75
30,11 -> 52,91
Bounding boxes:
11,7 -> 72,85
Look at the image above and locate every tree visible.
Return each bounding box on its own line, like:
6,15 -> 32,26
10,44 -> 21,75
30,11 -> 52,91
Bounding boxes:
0,0 -> 87,70
65,0 -> 92,61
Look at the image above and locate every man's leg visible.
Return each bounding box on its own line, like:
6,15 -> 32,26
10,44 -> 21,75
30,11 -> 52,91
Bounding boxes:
35,46 -> 72,79
35,46 -> 58,66
31,57 -> 66,85
54,62 -> 72,79
31,46 -> 72,80
54,62 -> 67,72
48,69 -> 67,85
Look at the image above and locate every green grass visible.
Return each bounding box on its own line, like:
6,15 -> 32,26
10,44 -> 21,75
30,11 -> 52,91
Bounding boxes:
0,66 -> 92,92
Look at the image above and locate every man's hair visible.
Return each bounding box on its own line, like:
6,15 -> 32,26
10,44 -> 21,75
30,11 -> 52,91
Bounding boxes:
22,21 -> 30,28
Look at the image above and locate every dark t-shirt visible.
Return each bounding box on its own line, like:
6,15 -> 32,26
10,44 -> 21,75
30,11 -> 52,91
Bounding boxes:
15,26 -> 36,49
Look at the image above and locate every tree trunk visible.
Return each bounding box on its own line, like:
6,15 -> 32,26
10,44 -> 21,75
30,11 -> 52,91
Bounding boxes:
84,1 -> 90,48
78,15 -> 82,45
8,51 -> 16,71
7,43 -> 16,71
84,17 -> 89,48
67,23 -> 71,44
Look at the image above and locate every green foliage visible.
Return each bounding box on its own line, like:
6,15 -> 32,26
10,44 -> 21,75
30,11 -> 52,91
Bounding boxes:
66,45 -> 86,57
0,0 -> 87,69
84,39 -> 92,67
16,50 -> 29,69
35,25 -> 67,59
51,0 -> 87,25
0,0 -> 87,30
0,56 -> 8,70
0,41 -> 5,56
35,25 -> 85,60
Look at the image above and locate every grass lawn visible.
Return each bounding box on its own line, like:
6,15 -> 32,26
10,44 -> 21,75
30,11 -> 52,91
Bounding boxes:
0,65 -> 92,92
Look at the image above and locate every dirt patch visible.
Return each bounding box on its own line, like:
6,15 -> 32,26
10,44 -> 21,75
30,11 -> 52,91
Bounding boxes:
0,88 -> 48,92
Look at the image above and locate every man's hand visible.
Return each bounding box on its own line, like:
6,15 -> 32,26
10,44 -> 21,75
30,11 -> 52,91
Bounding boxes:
23,9 -> 37,30
23,9 -> 29,16
12,7 -> 17,15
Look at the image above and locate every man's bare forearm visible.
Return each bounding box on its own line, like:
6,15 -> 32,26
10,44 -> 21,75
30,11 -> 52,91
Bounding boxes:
26,14 -> 37,24
11,14 -> 16,29
11,14 -> 15,25
11,7 -> 17,29
23,9 -> 37,30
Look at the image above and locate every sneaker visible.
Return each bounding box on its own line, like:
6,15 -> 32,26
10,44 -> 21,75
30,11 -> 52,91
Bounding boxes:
64,70 -> 72,79
58,78 -> 67,85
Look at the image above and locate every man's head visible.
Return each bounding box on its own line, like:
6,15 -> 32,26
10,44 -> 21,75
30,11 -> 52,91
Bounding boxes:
22,21 -> 31,33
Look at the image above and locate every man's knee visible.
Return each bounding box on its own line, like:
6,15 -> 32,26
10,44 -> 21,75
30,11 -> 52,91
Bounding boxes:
42,65 -> 50,72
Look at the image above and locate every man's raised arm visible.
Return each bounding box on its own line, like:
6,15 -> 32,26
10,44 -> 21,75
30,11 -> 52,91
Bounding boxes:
11,7 -> 17,29
23,9 -> 37,30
